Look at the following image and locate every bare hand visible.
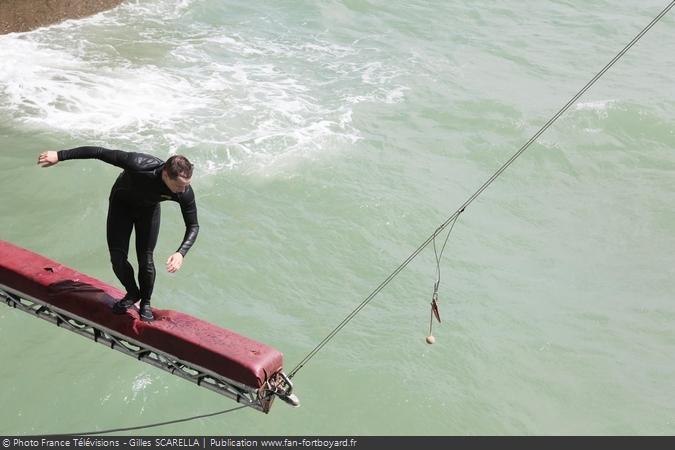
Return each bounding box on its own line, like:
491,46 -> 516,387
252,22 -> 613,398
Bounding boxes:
166,252 -> 184,273
38,151 -> 59,167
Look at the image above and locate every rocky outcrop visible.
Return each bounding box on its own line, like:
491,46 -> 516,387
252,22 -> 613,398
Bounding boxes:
0,0 -> 124,34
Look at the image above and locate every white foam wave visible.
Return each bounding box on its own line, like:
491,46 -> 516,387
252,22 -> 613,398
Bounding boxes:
0,0 -> 408,175
114,0 -> 199,23
132,373 -> 153,393
0,37 -> 211,140
575,99 -> 614,111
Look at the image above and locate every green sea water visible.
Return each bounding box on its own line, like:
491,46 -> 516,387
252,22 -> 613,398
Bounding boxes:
1,0 -> 674,435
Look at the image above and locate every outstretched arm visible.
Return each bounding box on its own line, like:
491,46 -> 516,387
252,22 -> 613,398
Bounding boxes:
38,146 -> 162,171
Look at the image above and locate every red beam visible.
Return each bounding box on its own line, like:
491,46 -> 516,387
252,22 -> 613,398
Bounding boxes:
0,240 -> 283,390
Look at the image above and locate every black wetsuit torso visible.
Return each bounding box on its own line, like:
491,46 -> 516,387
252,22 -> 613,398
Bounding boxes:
57,146 -> 199,301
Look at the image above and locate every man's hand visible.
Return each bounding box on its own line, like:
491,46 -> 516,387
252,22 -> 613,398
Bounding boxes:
166,252 -> 184,273
38,151 -> 59,167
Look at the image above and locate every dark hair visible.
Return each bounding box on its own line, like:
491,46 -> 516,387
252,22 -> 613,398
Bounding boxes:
164,155 -> 194,179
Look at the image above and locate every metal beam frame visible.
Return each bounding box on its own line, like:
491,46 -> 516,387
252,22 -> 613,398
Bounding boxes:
0,284 -> 278,413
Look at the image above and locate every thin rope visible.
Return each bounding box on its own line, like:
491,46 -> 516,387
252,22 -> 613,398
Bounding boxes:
45,405 -> 247,437
432,211 -> 462,287
429,212 -> 461,336
289,0 -> 675,379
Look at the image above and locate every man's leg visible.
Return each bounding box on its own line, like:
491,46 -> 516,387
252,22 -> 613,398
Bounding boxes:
107,200 -> 141,307
135,204 -> 160,321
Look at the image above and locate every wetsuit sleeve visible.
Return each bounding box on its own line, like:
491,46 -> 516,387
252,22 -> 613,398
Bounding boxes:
176,187 -> 199,257
57,146 -> 161,171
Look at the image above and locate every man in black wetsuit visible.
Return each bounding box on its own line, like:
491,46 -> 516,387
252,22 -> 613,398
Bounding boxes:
37,147 -> 199,322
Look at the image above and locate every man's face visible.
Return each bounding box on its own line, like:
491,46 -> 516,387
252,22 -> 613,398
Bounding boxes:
163,170 -> 191,193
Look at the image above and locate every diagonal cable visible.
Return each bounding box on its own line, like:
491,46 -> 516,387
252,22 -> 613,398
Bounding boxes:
289,0 -> 675,379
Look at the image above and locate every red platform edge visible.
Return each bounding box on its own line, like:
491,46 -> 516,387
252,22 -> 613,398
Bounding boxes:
0,240 -> 283,390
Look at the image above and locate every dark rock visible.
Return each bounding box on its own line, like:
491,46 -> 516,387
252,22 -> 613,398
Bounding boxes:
0,0 -> 125,34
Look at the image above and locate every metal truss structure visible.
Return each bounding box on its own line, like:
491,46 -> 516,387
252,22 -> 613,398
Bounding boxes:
0,284 -> 298,413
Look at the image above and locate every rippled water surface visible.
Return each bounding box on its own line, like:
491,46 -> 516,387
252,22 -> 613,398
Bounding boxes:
1,0 -> 674,435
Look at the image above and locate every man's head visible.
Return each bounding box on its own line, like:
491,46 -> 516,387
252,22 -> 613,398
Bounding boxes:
162,155 -> 193,193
